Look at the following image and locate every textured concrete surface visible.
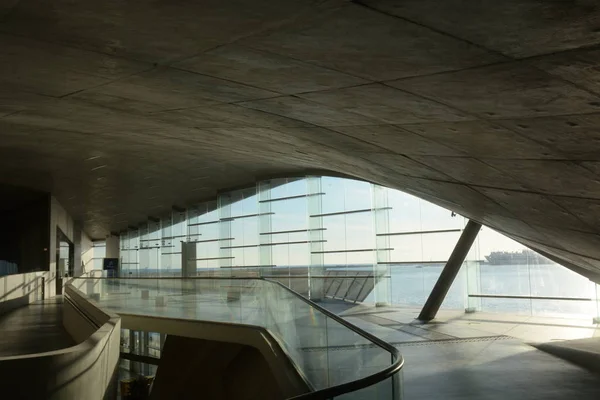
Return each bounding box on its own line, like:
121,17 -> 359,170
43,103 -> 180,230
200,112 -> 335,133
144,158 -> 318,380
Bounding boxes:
399,338 -> 600,400
0,298 -> 74,357
536,337 -> 600,373
333,305 -> 600,344
0,292 -> 121,400
328,303 -> 600,399
3,1 -> 600,281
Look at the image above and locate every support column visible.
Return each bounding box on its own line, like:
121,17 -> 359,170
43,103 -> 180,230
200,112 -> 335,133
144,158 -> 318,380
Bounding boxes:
73,222 -> 83,277
105,234 -> 120,277
373,184 -> 391,306
418,220 -> 481,321
181,242 -> 197,277
258,180 -> 273,277
218,193 -> 233,276
105,235 -> 120,259
308,176 -> 324,301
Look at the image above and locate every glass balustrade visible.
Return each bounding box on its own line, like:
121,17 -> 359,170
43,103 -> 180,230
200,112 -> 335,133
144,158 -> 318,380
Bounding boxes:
69,276 -> 403,399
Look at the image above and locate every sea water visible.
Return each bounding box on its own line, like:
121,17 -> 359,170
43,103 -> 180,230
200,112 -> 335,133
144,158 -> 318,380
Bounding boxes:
370,263 -> 599,319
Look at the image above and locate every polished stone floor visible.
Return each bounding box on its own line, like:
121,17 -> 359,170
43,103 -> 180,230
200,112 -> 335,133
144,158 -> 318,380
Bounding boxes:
0,297 -> 74,357
398,337 -> 600,399
319,300 -> 600,343
321,302 -> 600,399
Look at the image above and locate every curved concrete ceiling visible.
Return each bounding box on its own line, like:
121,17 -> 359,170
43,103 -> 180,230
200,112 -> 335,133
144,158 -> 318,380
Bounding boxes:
2,0 -> 600,279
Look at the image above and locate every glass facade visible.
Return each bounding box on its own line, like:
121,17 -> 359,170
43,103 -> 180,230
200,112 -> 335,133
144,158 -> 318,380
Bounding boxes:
118,175 -> 600,319
466,227 -> 598,318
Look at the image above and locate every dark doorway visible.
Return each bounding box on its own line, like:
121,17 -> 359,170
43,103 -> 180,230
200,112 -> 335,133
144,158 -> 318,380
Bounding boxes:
55,228 -> 73,295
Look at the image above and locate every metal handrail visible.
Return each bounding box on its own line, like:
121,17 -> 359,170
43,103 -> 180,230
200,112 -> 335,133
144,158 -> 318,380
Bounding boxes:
469,293 -> 592,301
73,275 -> 404,399
264,278 -> 404,399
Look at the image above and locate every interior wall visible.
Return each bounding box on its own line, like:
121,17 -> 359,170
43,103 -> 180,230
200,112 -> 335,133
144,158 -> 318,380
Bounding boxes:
49,196 -> 76,297
80,232 -> 93,275
0,272 -> 46,316
0,188 -> 87,297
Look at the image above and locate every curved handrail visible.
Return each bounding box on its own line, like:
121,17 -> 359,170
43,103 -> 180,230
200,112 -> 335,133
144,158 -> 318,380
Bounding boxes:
72,275 -> 404,399
264,278 -> 404,399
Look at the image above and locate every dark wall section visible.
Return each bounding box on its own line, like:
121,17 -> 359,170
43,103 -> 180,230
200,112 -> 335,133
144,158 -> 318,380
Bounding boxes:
0,185 -> 50,274
150,335 -> 285,400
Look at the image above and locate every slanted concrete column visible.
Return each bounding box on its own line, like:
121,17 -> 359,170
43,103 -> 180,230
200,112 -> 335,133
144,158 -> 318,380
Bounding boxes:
418,220 -> 481,321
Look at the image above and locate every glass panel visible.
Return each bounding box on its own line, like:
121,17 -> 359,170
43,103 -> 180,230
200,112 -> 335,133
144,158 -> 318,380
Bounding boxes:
110,174 -> 599,322
70,276 -> 400,398
343,179 -> 372,211
321,176 -> 346,214
268,177 -> 306,199
387,191 -> 421,232
467,226 -> 597,317
531,299 -> 594,319
480,297 -> 532,315
271,197 -> 308,232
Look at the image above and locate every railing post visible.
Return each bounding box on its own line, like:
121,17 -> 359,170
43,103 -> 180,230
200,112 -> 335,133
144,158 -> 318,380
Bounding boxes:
418,220 -> 481,321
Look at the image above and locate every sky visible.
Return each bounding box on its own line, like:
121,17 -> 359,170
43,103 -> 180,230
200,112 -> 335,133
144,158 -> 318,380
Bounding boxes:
117,176 -> 532,269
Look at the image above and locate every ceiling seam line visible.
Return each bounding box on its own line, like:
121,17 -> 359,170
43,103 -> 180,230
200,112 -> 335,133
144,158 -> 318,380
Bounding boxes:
159,1 -> 348,67
350,0 -> 512,61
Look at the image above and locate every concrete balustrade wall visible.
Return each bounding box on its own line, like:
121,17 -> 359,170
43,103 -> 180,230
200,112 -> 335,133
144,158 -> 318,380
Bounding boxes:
120,312 -> 310,399
0,285 -> 121,400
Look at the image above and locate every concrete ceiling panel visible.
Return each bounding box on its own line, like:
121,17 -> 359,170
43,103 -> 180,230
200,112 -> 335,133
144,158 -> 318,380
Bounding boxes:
550,196 -> 600,231
484,159 -> 600,199
475,187 -> 596,233
401,120 -> 562,159
390,63 -> 600,119
267,126 -> 385,153
174,45 -> 368,95
358,153 -> 456,181
0,34 -> 148,98
0,0 -> 319,63
238,96 -> 383,126
496,113 -> 600,160
532,225 -> 600,261
151,104 -> 311,130
411,157 -> 530,191
530,47 -> 600,96
71,67 -> 277,113
328,125 -> 461,156
242,4 -> 504,81
361,0 -> 600,57
298,84 -> 472,124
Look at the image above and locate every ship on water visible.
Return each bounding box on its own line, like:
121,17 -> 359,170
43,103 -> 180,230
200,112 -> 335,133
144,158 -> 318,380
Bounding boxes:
484,249 -> 552,265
